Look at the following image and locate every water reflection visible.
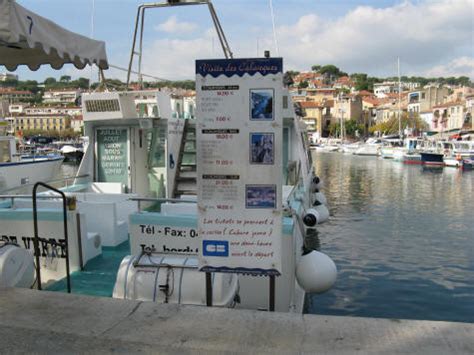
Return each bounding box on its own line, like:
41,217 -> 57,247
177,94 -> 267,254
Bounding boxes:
307,152 -> 474,323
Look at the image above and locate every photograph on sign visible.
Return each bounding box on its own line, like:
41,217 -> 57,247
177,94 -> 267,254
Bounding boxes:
250,88 -> 274,120
245,184 -> 277,209
250,132 -> 274,164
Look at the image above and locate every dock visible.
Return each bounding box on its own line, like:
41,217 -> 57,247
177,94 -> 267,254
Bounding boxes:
1,288 -> 473,354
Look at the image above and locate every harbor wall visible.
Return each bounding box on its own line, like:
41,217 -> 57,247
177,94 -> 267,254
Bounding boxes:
0,288 -> 472,354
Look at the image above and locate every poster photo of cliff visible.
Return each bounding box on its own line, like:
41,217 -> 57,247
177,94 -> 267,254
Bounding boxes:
250,89 -> 274,120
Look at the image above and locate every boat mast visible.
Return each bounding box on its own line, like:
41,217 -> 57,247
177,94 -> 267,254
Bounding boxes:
398,57 -> 402,139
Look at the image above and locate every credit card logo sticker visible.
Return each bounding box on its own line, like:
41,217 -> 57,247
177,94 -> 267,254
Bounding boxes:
203,240 -> 229,257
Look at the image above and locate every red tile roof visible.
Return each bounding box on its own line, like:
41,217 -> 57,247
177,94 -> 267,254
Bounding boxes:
300,101 -> 322,109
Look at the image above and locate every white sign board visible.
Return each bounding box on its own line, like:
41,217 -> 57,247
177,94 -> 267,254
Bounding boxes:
129,223 -> 199,256
196,58 -> 283,275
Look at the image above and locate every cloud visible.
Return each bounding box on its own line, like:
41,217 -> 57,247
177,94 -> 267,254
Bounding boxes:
423,56 -> 474,78
131,0 -> 474,80
154,15 -> 198,34
141,29 -> 222,80
272,0 -> 473,77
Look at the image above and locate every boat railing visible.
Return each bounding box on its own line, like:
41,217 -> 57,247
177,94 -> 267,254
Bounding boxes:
129,196 -> 196,212
32,182 -> 72,293
0,174 -> 90,197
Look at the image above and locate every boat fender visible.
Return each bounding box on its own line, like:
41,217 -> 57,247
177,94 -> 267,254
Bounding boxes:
296,250 -> 337,294
311,176 -> 323,191
303,208 -> 320,227
0,244 -> 35,288
313,191 -> 327,205
169,154 -> 175,169
303,206 -> 329,227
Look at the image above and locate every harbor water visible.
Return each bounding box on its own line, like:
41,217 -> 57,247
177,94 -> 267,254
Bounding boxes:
58,157 -> 473,323
307,152 -> 474,323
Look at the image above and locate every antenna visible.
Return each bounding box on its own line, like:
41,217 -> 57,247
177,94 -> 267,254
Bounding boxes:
89,0 -> 95,89
269,0 -> 279,56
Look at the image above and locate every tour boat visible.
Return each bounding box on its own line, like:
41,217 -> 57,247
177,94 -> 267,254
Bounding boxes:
0,0 -> 336,314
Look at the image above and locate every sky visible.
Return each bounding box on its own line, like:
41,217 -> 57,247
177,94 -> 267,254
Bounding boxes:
5,0 -> 474,82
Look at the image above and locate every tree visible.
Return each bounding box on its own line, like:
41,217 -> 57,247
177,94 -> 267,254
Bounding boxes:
319,64 -> 345,78
311,65 -> 321,72
44,77 -> 57,85
369,112 -> 428,136
73,77 -> 90,89
60,75 -> 71,83
298,80 -> 309,89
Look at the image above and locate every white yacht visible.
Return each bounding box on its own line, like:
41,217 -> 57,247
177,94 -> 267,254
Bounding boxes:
354,137 -> 383,156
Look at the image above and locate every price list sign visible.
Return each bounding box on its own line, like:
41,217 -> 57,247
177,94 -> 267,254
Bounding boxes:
196,58 -> 283,275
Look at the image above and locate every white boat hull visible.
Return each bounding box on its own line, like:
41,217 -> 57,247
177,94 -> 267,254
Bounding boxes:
0,157 -> 64,191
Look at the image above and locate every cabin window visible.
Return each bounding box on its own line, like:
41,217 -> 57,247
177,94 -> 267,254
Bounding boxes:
283,96 -> 288,109
147,127 -> 167,198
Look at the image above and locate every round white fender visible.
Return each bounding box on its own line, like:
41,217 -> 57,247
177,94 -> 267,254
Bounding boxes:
311,176 -> 323,191
303,205 -> 329,226
314,191 -> 327,205
0,244 -> 35,288
296,250 -> 337,293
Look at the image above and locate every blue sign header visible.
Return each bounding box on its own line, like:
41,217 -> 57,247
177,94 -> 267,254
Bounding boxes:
196,58 -> 283,77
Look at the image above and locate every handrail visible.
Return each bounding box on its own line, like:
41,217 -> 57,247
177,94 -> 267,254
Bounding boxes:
129,197 -> 197,203
32,182 -> 71,293
129,196 -> 196,212
0,174 -> 90,194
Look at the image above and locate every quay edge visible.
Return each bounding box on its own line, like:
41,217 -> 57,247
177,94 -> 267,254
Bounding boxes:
1,288 -> 473,354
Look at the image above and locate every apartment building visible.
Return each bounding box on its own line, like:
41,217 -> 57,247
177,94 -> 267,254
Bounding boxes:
0,73 -> 18,81
333,94 -> 363,123
300,100 -> 334,137
13,114 -> 71,132
407,86 -> 449,114
432,101 -> 466,132
42,89 -> 81,105
0,88 -> 34,102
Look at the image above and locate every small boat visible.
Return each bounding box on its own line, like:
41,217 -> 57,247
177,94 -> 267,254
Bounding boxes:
354,138 -> 382,156
402,153 -> 422,165
380,138 -> 403,159
0,132 -> 64,192
60,145 -> 84,163
462,158 -> 474,170
420,152 -> 444,166
444,155 -> 463,168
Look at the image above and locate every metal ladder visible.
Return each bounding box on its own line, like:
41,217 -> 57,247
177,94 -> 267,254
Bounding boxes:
173,120 -> 197,197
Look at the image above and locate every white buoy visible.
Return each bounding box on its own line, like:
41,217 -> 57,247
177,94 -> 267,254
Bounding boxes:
311,176 -> 323,191
296,250 -> 337,294
314,191 -> 327,205
302,205 -> 329,226
0,244 -> 35,288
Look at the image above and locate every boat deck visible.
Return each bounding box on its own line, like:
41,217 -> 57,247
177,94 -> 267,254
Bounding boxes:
46,241 -> 130,297
0,288 -> 473,354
